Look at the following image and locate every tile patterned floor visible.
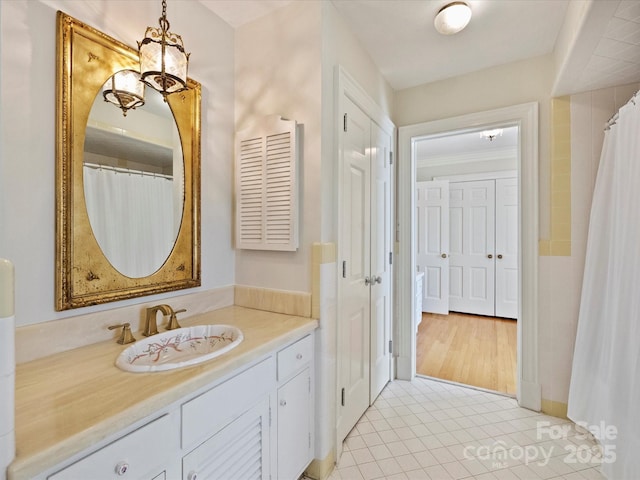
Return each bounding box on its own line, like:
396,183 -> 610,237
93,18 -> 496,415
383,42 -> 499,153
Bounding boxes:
329,377 -> 605,480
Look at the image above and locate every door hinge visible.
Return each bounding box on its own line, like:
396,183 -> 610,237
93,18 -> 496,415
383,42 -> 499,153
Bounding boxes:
341,387 -> 345,406
343,113 -> 348,132
389,340 -> 393,354
389,252 -> 393,265
309,432 -> 312,449
390,151 -> 393,165
342,260 -> 347,278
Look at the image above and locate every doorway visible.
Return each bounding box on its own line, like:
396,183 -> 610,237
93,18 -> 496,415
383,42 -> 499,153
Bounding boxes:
413,127 -> 518,395
397,103 -> 541,411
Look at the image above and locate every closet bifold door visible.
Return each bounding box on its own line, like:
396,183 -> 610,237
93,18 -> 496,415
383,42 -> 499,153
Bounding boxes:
235,115 -> 299,251
495,177 -> 518,319
448,180 -> 496,317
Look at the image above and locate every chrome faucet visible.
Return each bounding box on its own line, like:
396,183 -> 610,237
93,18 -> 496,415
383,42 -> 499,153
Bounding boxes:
143,304 -> 174,337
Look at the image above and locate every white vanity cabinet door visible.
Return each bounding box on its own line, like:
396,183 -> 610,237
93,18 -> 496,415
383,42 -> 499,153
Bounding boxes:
48,412 -> 180,480
182,397 -> 271,480
277,367 -> 312,480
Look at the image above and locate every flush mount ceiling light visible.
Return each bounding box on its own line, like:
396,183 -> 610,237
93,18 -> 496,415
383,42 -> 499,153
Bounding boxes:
480,128 -> 503,141
138,0 -> 190,99
434,1 -> 472,35
102,69 -> 145,116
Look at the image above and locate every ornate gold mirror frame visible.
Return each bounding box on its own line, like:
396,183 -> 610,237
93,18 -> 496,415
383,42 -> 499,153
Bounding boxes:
55,12 -> 201,310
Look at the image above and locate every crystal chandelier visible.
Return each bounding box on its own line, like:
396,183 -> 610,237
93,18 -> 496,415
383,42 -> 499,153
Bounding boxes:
102,69 -> 145,116
138,0 -> 190,99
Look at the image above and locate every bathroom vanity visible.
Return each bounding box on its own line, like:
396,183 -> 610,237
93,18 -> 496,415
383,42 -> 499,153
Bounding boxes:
8,306 -> 317,480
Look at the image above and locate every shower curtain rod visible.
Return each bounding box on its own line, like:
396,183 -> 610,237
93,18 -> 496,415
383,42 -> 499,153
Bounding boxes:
605,89 -> 640,130
84,162 -> 173,180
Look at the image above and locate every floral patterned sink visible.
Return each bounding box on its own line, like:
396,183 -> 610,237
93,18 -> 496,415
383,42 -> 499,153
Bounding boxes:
115,325 -> 244,373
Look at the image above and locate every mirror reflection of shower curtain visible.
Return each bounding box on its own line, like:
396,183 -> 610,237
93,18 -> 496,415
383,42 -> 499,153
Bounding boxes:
83,166 -> 175,278
568,93 -> 640,479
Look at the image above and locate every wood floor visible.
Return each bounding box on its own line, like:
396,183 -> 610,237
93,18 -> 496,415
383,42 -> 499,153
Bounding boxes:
416,312 -> 517,395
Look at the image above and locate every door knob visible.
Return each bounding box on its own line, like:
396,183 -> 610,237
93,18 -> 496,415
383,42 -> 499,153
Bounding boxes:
441,253 -> 447,258
364,276 -> 371,286
374,276 -> 382,284
487,254 -> 493,259
497,254 -> 503,259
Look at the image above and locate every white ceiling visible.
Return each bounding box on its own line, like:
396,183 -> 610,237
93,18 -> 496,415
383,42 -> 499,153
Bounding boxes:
199,0 -> 640,96
414,126 -> 518,168
330,0 -> 569,91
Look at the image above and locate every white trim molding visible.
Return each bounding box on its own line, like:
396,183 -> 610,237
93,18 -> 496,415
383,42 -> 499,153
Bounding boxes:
397,102 -> 540,411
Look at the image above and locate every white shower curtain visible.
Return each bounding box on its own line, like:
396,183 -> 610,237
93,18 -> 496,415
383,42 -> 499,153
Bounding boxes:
83,166 -> 176,278
568,94 -> 640,479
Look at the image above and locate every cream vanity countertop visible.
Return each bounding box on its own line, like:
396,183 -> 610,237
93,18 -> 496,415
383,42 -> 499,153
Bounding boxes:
9,306 -> 318,480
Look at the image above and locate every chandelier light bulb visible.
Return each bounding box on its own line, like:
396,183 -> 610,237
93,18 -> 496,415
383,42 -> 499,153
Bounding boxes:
434,2 -> 472,35
103,69 -> 145,116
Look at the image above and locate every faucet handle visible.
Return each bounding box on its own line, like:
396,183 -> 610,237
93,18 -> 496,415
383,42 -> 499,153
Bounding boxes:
108,323 -> 136,345
167,308 -> 187,331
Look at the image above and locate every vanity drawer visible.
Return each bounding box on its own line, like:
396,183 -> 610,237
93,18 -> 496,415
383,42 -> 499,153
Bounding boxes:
49,412 -> 179,480
181,357 -> 275,450
277,335 -> 312,381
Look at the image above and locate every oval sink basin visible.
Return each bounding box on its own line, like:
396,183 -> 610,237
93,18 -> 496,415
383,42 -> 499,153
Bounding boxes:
116,325 -> 243,373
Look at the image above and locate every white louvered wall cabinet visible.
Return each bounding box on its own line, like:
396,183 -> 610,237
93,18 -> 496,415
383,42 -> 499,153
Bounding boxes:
235,115 -> 300,251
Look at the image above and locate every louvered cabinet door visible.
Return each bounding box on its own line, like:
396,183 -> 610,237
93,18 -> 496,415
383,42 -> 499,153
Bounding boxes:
235,115 -> 298,251
182,398 -> 270,480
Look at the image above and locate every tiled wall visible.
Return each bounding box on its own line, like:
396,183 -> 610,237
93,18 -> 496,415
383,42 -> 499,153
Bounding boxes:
540,97 -> 572,256
538,82 -> 639,415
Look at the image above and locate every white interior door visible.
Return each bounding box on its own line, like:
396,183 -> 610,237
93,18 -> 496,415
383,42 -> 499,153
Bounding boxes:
337,97 -> 372,444
370,122 -> 392,402
495,177 -> 518,319
416,181 -> 449,314
449,180 -> 495,316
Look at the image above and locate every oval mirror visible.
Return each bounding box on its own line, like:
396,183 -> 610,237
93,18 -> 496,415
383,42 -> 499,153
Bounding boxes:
83,73 -> 184,278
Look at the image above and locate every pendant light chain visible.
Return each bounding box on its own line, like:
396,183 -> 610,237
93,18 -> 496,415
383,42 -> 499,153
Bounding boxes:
160,0 -> 169,32
159,0 -> 168,95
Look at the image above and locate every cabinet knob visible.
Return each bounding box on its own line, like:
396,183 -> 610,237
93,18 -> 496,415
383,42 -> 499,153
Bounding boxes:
296,353 -> 303,360
188,471 -> 198,480
114,462 -> 129,476
497,254 -> 503,259
441,253 -> 447,259
280,399 -> 287,407
487,254 -> 493,259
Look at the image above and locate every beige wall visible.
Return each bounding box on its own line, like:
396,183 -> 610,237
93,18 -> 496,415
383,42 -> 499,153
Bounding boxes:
234,0 -> 323,293
398,67 -> 640,410
392,57 -> 640,411
0,0 -> 235,327
320,1 -> 395,241
395,55 -> 554,239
